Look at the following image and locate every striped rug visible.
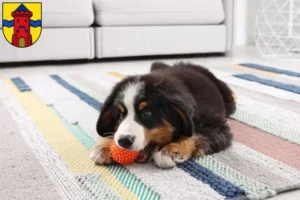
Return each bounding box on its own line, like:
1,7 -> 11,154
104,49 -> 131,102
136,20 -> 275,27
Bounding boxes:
0,63 -> 300,200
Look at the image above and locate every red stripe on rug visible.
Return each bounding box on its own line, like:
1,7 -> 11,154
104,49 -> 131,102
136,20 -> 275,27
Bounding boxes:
229,119 -> 300,170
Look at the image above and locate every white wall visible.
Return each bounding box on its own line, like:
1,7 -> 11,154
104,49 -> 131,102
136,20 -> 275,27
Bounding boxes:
234,0 -> 261,46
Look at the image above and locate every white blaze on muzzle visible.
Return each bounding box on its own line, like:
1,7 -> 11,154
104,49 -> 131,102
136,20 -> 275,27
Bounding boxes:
114,81 -> 145,151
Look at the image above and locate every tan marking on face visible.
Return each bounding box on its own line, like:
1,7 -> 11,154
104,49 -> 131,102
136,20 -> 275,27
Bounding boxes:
144,120 -> 174,147
118,104 -> 125,113
138,102 -> 148,111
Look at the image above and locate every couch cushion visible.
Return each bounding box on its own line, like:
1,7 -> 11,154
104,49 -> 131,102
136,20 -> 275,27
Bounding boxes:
0,0 -> 94,27
94,0 -> 225,26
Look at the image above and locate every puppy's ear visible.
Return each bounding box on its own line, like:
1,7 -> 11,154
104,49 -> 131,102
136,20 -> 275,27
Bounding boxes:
151,62 -> 170,72
96,95 -> 117,137
173,106 -> 194,137
157,79 -> 195,137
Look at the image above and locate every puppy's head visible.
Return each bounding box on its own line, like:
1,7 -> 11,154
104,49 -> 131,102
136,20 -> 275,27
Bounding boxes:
96,72 -> 195,151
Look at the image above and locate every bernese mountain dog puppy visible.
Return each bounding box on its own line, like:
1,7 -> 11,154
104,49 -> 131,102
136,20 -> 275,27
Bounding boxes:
90,62 -> 236,168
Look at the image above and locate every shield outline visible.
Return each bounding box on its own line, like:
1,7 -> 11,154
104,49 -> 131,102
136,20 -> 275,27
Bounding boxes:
2,2 -> 42,48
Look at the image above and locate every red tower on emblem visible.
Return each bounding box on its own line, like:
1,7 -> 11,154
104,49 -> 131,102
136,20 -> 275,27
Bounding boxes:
11,4 -> 32,47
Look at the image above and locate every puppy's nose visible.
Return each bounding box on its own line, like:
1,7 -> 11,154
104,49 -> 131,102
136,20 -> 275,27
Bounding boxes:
118,135 -> 135,149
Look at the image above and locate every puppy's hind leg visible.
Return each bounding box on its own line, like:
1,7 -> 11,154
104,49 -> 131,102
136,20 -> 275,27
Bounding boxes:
197,122 -> 233,155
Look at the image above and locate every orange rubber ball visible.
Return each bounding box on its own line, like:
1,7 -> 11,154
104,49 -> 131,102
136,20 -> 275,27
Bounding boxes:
109,140 -> 139,165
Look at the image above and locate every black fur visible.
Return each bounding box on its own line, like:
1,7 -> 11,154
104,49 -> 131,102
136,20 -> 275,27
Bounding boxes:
96,62 -> 236,155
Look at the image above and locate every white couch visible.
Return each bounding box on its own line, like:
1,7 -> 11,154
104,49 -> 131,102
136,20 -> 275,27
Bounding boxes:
0,0 -> 234,63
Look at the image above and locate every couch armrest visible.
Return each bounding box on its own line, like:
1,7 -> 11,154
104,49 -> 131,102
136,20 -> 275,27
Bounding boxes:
222,0 -> 235,51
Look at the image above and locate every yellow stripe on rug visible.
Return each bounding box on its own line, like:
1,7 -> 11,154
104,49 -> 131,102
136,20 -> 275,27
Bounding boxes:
109,72 -> 126,79
6,80 -> 138,200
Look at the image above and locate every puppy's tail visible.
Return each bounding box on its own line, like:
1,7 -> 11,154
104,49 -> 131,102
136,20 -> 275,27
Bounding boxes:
214,79 -> 236,117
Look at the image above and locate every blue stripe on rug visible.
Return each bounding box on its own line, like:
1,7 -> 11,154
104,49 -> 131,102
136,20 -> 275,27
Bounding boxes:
239,63 -> 300,78
178,160 -> 245,198
50,75 -> 102,110
11,78 -> 32,92
234,74 -> 300,94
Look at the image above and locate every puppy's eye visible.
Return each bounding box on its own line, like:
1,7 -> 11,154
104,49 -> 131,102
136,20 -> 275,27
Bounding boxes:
141,109 -> 152,117
119,113 -> 125,120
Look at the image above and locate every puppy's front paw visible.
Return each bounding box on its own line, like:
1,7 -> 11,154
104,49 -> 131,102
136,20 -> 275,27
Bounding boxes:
153,144 -> 189,169
89,146 -> 112,165
153,149 -> 176,169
